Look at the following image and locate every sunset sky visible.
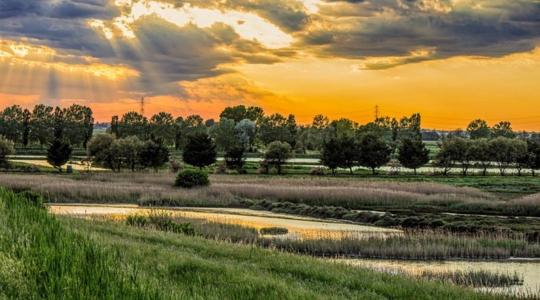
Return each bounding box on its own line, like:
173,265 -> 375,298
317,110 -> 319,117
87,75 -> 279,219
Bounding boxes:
1,0 -> 539,130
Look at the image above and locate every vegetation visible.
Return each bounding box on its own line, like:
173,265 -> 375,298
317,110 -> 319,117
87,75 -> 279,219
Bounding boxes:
264,141 -> 292,175
420,270 -> 523,288
175,169 -> 210,188
0,136 -> 14,168
46,138 -> 72,172
183,133 -> 217,169
0,189 -> 502,299
398,138 -> 430,175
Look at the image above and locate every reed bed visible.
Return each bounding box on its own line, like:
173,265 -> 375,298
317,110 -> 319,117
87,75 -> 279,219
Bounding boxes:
420,270 -> 523,287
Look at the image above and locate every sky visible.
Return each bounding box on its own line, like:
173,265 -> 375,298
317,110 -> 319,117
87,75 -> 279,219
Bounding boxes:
0,0 -> 539,130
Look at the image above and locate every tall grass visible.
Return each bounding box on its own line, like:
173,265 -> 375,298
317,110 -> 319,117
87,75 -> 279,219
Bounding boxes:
420,270 -> 523,287
3,173 -> 537,217
0,188 -> 160,299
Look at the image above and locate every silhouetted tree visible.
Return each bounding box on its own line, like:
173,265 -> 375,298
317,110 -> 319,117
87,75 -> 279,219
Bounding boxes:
357,133 -> 391,175
224,145 -> 246,171
47,139 -> 72,172
398,138 -> 429,175
467,119 -> 491,139
183,133 -> 216,169
264,141 -> 291,175
320,138 -> 344,175
492,121 -> 515,138
140,138 -> 170,172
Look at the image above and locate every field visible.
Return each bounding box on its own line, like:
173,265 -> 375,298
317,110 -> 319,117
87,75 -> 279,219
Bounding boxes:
0,189 -> 502,299
1,169 -> 539,298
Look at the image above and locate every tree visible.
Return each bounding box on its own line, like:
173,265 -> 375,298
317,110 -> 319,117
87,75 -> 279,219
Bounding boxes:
516,140 -> 530,176
489,137 -> 518,176
47,139 -> 72,172
434,141 -> 454,176
526,140 -> 540,176
320,138 -> 344,175
183,133 -> 217,169
114,136 -> 143,172
0,105 -> 25,143
22,109 -> 30,147
469,138 -> 491,176
397,113 -> 422,141
220,105 -> 264,123
264,141 -> 291,175
149,112 -> 175,146
210,118 -> 237,151
326,118 -> 357,140
398,138 -> 429,175
87,134 -> 116,171
0,136 -> 15,168
235,119 -> 256,150
64,104 -> 94,147
467,119 -> 491,139
492,121 -> 515,138
258,113 -> 297,147
52,107 -> 65,140
118,112 -> 148,139
29,104 -> 54,148
224,145 -> 246,171
448,137 -> 474,176
357,134 -> 392,175
139,139 -> 170,172
339,136 -> 358,175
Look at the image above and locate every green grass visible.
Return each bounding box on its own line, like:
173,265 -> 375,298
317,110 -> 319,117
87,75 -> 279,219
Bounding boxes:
0,189 -> 510,299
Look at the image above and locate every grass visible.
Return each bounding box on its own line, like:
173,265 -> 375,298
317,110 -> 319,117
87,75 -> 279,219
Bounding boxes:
420,270 -> 523,288
0,189 -> 507,299
97,211 -> 540,260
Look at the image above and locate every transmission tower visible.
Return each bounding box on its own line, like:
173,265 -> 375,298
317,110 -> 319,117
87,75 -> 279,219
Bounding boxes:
140,96 -> 145,116
374,105 -> 379,121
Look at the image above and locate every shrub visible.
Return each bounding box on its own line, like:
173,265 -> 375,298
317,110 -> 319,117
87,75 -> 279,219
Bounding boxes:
169,159 -> 183,173
126,215 -> 148,227
214,162 -> 227,174
0,136 -> 15,169
260,227 -> 289,235
175,170 -> 209,188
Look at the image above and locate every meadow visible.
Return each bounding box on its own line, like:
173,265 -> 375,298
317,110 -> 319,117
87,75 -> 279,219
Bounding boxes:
0,189 -> 505,299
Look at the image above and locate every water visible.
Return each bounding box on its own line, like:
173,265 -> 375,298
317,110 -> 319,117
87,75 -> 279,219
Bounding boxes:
337,258 -> 540,297
49,204 -> 400,240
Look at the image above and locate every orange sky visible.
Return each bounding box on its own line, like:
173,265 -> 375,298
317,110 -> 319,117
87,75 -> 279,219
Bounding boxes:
0,0 -> 539,130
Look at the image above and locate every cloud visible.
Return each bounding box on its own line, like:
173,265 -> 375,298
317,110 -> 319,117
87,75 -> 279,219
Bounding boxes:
299,0 -> 540,67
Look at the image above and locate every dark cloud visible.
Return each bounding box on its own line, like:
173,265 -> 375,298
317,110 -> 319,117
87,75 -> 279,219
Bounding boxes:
299,0 -> 540,66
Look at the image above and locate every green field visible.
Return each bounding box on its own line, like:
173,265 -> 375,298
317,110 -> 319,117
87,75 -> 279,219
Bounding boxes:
0,189 -> 503,299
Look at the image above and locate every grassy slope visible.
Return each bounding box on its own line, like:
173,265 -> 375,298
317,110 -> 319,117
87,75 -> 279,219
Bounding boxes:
66,217 -> 506,300
0,189 -> 505,300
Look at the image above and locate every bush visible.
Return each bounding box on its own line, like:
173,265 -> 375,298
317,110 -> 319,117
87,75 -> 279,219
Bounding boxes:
169,159 -> 183,173
260,227 -> 289,235
175,170 -> 209,188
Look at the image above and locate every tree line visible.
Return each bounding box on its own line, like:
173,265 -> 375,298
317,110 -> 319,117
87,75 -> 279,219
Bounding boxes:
1,103 -> 539,176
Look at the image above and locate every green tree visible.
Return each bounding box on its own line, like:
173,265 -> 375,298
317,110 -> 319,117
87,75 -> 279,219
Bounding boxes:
224,145 -> 246,171
149,112 -> 175,146
264,141 -> 291,175
64,104 -> 94,147
467,119 -> 491,139
210,118 -> 237,151
469,138 -> 492,176
139,138 -> 170,172
220,105 -> 264,123
357,133 -> 392,175
114,136 -> 143,172
235,119 -> 256,151
29,104 -> 54,148
183,133 -> 217,169
448,137 -> 474,176
22,109 -> 30,147
492,121 -> 515,138
87,134 -> 116,171
526,140 -> 540,176
118,112 -> 148,139
320,138 -> 344,175
259,113 -> 297,147
398,113 -> 422,141
489,137 -> 518,176
398,138 -> 429,175
0,105 -> 25,143
514,139 -> 529,176
47,139 -> 72,172
0,136 -> 15,168
52,107 -> 65,140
